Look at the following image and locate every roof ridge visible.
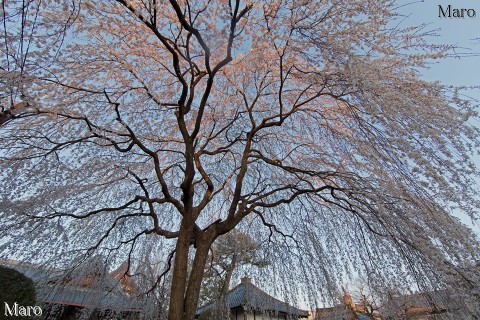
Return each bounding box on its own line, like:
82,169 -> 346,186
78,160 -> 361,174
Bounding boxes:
196,280 -> 308,317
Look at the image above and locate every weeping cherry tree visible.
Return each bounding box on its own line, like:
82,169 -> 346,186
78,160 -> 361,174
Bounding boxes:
1,1 -> 480,319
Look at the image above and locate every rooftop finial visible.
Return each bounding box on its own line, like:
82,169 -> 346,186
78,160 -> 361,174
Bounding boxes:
241,275 -> 251,284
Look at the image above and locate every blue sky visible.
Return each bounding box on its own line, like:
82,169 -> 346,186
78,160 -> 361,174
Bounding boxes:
397,0 -> 480,86
397,1 -> 480,235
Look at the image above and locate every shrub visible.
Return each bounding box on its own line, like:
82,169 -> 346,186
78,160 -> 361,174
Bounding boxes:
0,265 -> 37,319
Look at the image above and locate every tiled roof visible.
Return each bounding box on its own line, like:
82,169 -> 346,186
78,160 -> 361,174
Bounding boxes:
0,259 -> 143,312
39,285 -> 143,311
196,278 -> 309,317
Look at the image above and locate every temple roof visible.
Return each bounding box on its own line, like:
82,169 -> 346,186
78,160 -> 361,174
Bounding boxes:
196,277 -> 309,317
0,258 -> 143,312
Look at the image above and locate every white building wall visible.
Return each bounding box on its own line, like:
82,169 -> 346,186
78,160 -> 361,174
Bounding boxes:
230,310 -> 289,320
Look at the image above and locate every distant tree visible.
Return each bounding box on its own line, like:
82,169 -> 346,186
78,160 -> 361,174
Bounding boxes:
347,284 -> 382,319
1,1 -> 480,320
199,230 -> 269,319
200,230 -> 268,303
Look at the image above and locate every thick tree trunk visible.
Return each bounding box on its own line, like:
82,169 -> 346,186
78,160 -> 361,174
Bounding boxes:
184,240 -> 212,319
167,225 -> 214,320
167,223 -> 193,320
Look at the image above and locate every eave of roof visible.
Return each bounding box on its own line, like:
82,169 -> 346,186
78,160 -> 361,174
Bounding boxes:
1,259 -> 144,312
196,281 -> 308,317
38,284 -> 144,311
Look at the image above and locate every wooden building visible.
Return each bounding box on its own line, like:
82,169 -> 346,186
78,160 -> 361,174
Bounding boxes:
1,258 -> 145,319
196,277 -> 309,320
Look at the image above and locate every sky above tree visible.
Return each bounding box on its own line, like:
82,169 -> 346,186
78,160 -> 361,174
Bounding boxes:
398,0 -> 480,86
397,0 -> 480,235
